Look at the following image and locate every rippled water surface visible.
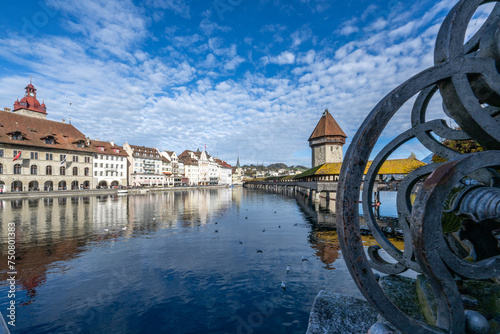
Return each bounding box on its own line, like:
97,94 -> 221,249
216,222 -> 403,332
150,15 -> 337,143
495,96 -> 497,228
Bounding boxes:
0,188 -> 370,334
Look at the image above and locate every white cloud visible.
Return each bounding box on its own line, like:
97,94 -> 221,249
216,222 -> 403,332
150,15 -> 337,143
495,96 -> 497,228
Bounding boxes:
0,0 -> 476,166
339,24 -> 359,36
269,51 -> 296,65
144,0 -> 191,19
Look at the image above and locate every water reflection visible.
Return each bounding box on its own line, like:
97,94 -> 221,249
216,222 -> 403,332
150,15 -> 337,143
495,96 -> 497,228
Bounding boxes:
293,191 -> 405,271
0,188 -> 376,334
0,191 -> 235,308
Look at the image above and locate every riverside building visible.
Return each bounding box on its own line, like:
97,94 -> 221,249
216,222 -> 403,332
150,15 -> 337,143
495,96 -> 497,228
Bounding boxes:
0,81 -> 94,192
91,140 -> 128,188
123,143 -> 165,187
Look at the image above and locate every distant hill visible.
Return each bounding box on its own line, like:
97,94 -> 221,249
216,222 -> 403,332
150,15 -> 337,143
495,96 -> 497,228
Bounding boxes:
267,163 -> 288,170
241,163 -> 308,171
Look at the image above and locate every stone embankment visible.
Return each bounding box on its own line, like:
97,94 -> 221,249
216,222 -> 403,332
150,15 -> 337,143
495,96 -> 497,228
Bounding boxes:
0,185 -> 232,200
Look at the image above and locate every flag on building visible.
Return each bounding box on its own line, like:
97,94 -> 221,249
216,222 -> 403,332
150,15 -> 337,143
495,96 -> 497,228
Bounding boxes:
12,151 -> 22,162
61,156 -> 67,165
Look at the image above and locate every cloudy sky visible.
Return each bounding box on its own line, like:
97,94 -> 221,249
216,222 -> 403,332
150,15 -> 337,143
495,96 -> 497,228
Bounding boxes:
0,0 -> 494,166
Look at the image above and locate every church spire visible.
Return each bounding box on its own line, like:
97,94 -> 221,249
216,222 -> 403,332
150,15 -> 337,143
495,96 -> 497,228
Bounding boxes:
236,154 -> 240,168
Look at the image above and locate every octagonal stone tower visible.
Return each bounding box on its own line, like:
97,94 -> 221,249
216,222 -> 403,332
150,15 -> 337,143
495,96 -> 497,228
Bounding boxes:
308,109 -> 347,168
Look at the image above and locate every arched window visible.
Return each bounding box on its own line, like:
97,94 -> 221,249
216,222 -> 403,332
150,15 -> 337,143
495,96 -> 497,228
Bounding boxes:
31,165 -> 38,175
46,165 -> 52,175
14,164 -> 21,175
73,167 -> 78,176
84,167 -> 89,176
60,166 -> 66,176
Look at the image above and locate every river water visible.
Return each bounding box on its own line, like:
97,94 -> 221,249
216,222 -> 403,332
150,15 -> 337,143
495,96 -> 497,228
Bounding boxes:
0,188 -> 400,334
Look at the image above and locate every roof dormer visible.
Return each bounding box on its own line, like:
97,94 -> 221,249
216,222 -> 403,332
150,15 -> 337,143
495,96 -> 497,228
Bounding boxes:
7,130 -> 27,141
40,133 -> 58,145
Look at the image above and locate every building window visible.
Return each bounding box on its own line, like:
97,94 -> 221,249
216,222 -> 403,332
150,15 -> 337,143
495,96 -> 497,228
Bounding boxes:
31,152 -> 38,159
14,164 -> 21,175
85,157 -> 90,163
111,156 -> 114,160
100,171 -> 103,176
46,166 -> 52,175
73,167 -> 78,176
0,149 -> 3,157
13,150 -> 22,159
12,133 -> 22,141
94,171 -> 97,176
45,137 -> 54,144
84,167 -> 89,176
46,153 -> 53,160
73,156 -> 79,162
30,165 -> 38,175
94,163 -> 97,167
106,171 -> 109,176
60,154 -> 66,162
60,166 -> 66,176
0,164 -> 3,174
106,164 -> 108,168
106,156 -> 109,160
121,172 -> 123,176
100,163 -> 103,168
111,164 -> 114,168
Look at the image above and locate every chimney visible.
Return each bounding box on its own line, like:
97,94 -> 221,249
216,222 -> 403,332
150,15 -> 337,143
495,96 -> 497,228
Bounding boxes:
3,107 -> 11,112
62,119 -> 65,123
110,140 -> 115,146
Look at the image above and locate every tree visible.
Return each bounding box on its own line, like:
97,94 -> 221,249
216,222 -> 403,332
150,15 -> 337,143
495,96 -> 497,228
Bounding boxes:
432,131 -> 484,163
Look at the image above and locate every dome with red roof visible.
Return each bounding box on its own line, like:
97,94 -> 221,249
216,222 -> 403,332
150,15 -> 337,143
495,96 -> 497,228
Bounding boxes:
13,79 -> 47,115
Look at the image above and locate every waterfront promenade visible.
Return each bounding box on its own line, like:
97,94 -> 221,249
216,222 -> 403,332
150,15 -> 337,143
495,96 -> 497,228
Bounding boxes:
0,185 -> 233,200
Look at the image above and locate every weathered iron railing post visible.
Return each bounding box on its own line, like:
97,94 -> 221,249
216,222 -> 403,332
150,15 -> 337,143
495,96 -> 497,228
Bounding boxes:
336,0 -> 500,333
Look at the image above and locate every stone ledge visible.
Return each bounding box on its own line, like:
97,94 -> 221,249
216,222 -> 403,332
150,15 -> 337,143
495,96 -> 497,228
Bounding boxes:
306,291 -> 378,334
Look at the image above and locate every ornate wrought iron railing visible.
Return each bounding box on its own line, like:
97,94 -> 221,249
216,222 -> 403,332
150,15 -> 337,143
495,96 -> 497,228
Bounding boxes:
336,0 -> 500,333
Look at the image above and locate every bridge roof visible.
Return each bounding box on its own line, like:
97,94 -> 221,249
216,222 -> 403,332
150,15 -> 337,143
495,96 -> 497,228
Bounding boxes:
296,158 -> 426,178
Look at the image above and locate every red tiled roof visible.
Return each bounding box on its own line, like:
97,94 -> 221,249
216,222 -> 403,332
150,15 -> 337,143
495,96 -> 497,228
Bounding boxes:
309,109 -> 347,141
90,140 -> 128,157
179,155 -> 198,165
128,144 -> 161,159
215,158 -> 232,168
13,83 -> 47,115
0,111 -> 94,153
179,150 -> 198,160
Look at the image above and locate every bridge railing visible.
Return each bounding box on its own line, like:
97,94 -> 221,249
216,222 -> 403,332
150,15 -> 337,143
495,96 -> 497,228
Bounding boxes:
336,0 -> 500,333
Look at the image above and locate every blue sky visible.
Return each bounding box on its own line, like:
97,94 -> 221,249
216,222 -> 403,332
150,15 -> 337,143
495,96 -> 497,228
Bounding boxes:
0,0 -> 494,167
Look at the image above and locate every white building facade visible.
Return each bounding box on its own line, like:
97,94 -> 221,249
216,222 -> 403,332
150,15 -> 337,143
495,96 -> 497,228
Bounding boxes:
91,140 -> 128,188
123,143 -> 165,187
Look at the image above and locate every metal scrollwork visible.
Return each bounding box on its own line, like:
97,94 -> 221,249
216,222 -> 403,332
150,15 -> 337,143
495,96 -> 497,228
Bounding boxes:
336,0 -> 500,332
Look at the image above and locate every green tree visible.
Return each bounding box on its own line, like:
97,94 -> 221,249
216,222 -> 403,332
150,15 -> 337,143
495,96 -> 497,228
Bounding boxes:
432,131 -> 485,163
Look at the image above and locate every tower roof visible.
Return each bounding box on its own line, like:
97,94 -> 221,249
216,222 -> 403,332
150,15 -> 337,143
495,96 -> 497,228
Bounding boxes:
13,80 -> 47,115
308,109 -> 346,141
